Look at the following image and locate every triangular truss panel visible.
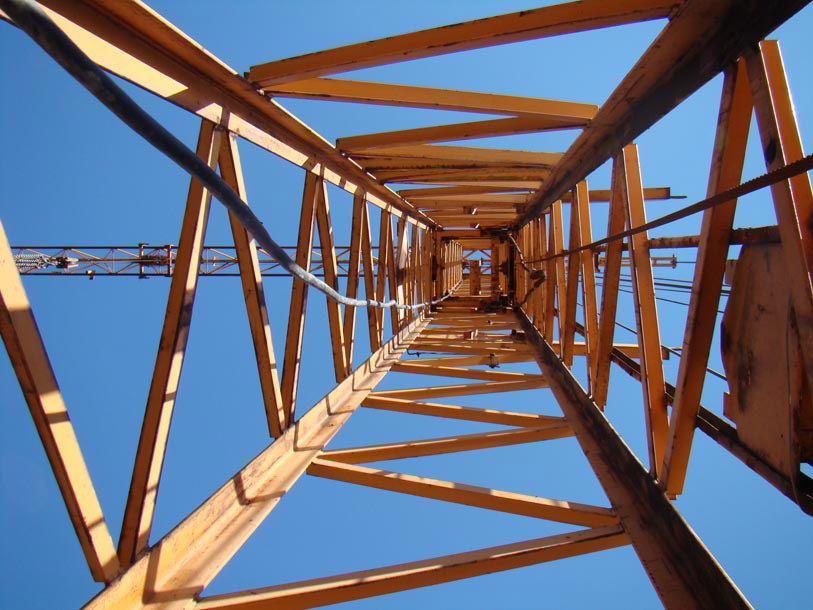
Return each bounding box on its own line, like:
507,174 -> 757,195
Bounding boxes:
1,1 -> 812,608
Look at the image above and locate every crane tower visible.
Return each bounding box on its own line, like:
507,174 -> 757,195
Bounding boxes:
1,1 -> 812,608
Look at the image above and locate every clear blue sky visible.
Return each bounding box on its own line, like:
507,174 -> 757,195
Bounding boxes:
1,1 -> 811,608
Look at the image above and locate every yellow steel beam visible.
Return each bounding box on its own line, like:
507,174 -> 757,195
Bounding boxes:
391,361 -> 543,382
531,218 -> 547,331
314,178 -> 349,381
361,395 -> 565,427
560,187 -> 674,203
562,191 -> 581,367
399,185 -> 674,202
360,200 -> 380,352
410,336 -> 528,347
661,61 -> 751,494
759,41 -> 813,277
351,145 -> 564,167
0,219 -> 119,583
308,459 -> 618,526
414,195 -> 528,206
406,344 -> 532,357
219,132 -> 285,438
394,216 -> 410,330
387,214 -> 401,334
406,224 -> 420,324
369,378 -> 546,400
265,78 -> 597,119
375,208 -> 392,342
396,354 -> 533,367
338,116 -> 585,151
754,38 -> 813,407
551,201 -> 568,353
593,155 -> 628,408
320,424 -> 574,464
400,179 -> 544,188
342,193 -> 364,374
195,526 -> 629,609
118,120 -> 221,567
375,168 -> 552,184
574,182 -> 599,390
280,173 -> 320,426
247,0 -> 674,84
544,211 -> 557,341
620,144 -> 668,477
356,159 -> 546,172
82,316 -> 429,609
399,185 -> 531,198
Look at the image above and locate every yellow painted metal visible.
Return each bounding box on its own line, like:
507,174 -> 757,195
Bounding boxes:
247,0 -> 675,85
0,219 -> 119,583
83,317 -> 430,609
195,526 -> 629,609
220,132 -> 285,438
620,144 -> 669,477
320,424 -> 573,464
3,2 -> 810,608
661,61 -> 752,493
118,120 -> 222,567
308,459 -> 618,526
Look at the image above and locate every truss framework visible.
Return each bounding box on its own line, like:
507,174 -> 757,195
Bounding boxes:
1,1 -> 812,608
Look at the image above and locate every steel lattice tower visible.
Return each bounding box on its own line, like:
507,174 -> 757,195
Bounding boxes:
1,1 -> 812,608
